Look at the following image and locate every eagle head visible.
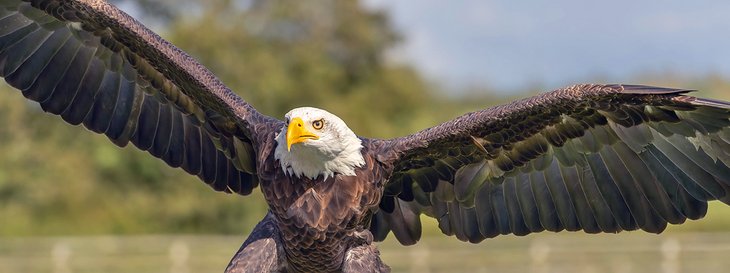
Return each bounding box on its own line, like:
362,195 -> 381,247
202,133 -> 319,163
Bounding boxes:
274,107 -> 365,179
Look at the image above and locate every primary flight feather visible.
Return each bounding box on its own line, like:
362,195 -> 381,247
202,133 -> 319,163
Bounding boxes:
1,0 -> 730,272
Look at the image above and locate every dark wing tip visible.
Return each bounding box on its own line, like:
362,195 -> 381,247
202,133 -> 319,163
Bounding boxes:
616,84 -> 695,95
613,85 -> 730,110
691,97 -> 730,109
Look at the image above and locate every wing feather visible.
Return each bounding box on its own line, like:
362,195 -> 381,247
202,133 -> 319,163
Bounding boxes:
560,163 -> 601,233
515,172 -> 542,233
489,182 -> 512,235
372,84 -> 730,244
542,159 -> 580,231
0,0 -> 280,194
474,182 -> 499,238
599,144 -> 661,233
43,37 -> 92,113
529,171 -> 561,232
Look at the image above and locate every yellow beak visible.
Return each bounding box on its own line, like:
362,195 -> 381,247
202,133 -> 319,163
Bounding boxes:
286,117 -> 319,151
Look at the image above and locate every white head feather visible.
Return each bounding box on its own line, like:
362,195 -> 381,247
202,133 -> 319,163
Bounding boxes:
274,107 -> 365,179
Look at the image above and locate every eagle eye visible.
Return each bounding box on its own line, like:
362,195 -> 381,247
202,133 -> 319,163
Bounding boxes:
312,119 -> 324,130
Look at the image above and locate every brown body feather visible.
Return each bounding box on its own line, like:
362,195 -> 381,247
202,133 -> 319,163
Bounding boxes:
250,131 -> 390,272
221,130 -> 394,272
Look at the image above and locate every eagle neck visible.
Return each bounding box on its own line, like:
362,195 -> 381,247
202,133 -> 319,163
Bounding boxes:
273,130 -> 365,179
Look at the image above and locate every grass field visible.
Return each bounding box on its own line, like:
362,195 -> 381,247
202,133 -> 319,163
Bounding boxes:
2,232 -> 730,273
3,203 -> 730,273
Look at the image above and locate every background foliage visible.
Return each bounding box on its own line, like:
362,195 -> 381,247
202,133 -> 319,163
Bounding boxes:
1,0 -> 729,236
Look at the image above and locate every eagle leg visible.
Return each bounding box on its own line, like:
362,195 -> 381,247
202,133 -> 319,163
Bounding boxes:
342,230 -> 391,273
225,213 -> 287,273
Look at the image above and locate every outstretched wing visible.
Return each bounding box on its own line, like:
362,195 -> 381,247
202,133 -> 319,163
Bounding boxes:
0,0 -> 282,194
370,84 -> 730,245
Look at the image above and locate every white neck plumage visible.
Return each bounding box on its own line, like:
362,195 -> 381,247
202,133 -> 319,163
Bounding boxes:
274,132 -> 365,180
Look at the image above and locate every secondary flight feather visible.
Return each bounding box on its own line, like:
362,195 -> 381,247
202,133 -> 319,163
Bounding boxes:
2,1 -> 730,272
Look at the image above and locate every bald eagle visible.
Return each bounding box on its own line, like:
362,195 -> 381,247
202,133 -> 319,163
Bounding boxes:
2,0 -> 730,272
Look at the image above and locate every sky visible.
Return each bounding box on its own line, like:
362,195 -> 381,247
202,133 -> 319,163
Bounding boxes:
362,0 -> 730,93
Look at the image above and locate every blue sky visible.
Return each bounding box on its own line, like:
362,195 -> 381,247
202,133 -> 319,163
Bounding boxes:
363,0 -> 730,93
